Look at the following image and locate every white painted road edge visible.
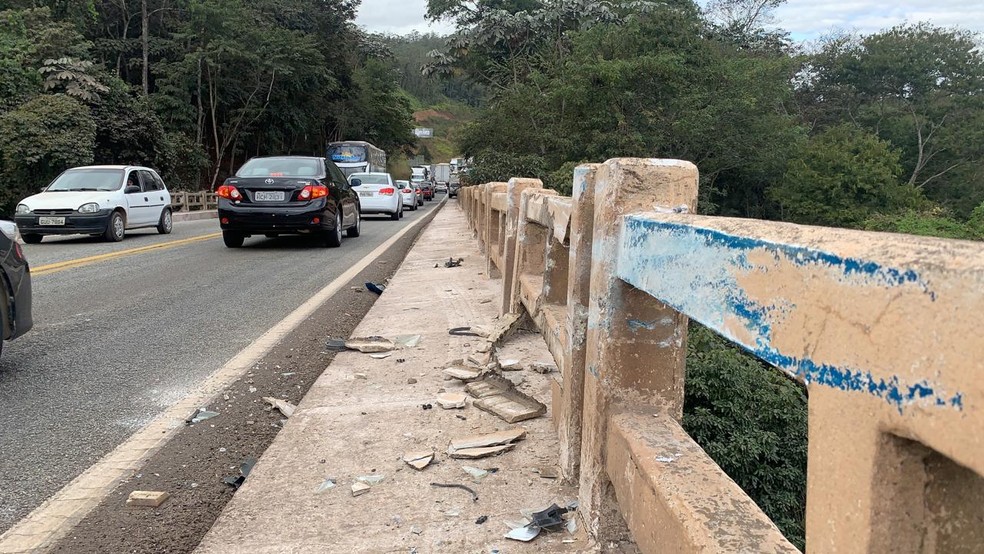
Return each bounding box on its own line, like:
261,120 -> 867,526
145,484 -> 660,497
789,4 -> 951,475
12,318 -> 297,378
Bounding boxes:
0,199 -> 446,554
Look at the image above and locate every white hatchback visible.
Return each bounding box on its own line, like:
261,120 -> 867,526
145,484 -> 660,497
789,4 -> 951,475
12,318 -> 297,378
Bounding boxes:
396,180 -> 419,211
349,172 -> 402,220
15,165 -> 173,243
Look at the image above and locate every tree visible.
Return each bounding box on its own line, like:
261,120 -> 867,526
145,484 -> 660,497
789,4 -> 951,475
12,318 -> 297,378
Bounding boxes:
769,124 -> 920,227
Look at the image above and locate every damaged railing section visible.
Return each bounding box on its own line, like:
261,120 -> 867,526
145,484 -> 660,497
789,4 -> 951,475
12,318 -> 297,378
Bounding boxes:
460,158 -> 984,553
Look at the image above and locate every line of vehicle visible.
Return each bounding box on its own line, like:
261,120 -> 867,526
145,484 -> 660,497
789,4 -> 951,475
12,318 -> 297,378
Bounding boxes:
31,232 -> 222,276
0,199 -> 445,552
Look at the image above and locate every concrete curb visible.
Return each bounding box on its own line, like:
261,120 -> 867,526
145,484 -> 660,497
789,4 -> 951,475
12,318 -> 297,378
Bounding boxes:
173,210 -> 218,223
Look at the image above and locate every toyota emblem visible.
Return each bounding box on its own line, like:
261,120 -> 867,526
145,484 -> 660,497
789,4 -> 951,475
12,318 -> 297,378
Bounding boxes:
264,178 -> 275,184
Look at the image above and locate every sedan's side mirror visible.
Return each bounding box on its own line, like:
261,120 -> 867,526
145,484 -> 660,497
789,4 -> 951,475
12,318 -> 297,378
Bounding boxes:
350,179 -> 361,187
125,185 -> 141,194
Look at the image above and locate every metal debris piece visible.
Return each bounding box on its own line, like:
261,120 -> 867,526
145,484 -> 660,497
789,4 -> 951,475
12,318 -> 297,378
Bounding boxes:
262,397 -> 296,418
346,336 -> 395,353
223,458 -> 257,490
403,451 -> 435,470
430,482 -> 478,502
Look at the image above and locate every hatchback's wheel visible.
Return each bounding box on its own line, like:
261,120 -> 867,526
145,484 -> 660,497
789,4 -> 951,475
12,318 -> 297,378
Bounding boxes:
325,211 -> 343,247
157,208 -> 173,234
223,231 -> 245,248
104,211 -> 125,242
22,233 -> 43,244
399,205 -> 405,219
346,208 -> 361,238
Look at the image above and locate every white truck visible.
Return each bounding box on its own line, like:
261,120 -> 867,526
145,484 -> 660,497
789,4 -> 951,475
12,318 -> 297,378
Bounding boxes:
433,163 -> 452,186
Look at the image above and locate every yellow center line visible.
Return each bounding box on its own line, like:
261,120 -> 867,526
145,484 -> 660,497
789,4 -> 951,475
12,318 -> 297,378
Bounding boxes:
32,232 -> 222,276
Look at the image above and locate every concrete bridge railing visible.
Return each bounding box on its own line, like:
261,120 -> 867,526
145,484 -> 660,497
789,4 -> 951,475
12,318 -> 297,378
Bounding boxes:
459,158 -> 984,553
170,191 -> 218,212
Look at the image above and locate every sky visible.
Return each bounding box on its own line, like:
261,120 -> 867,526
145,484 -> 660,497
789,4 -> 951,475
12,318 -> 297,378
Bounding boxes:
354,0 -> 984,40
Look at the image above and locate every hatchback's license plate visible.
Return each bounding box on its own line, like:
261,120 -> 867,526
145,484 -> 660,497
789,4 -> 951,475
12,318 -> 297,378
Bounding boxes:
358,191 -> 374,197
255,191 -> 285,202
39,217 -> 65,226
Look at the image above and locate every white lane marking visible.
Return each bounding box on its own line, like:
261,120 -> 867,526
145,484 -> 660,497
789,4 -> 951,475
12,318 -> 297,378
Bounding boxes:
0,200 -> 445,552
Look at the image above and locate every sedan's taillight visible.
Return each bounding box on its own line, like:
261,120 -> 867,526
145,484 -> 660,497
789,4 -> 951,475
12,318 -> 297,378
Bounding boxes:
379,188 -> 396,195
217,185 -> 242,200
299,184 -> 329,200
415,188 -> 421,194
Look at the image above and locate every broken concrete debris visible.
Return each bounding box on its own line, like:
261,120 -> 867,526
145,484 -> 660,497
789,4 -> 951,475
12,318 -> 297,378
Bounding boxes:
534,466 -> 560,479
126,491 -> 169,508
443,366 -> 482,382
466,352 -> 492,368
345,336 -> 395,353
467,374 -> 546,423
499,359 -> 523,371
448,428 -> 526,459
436,392 -> 467,409
351,482 -> 371,497
461,466 -> 490,483
529,361 -> 558,374
223,458 -> 257,490
403,451 -> 435,470
262,397 -> 296,418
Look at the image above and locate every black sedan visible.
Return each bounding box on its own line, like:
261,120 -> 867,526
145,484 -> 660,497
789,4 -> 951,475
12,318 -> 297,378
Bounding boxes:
0,220 -> 32,356
217,156 -> 361,248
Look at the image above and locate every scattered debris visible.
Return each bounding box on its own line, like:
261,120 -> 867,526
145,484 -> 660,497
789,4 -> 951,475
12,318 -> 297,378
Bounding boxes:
534,466 -> 560,480
403,451 -> 435,470
448,327 -> 484,337
370,352 -> 392,359
248,386 -> 257,393
126,491 -> 169,508
529,362 -> 557,374
480,299 -> 493,304
475,342 -> 493,353
462,466 -> 490,483
436,392 -> 468,409
346,336 -> 395,353
410,526 -> 422,535
448,428 -> 526,459
456,415 -> 467,421
531,504 -> 571,530
445,257 -> 464,268
503,502 -> 577,542
421,403 -> 433,410
357,475 -> 385,486
505,524 -> 540,542
468,374 -> 546,423
430,482 -> 479,502
354,373 -> 368,380
467,352 -> 492,368
488,313 -> 523,345
324,338 -> 348,351
186,408 -> 219,425
396,358 -> 406,363
443,367 -> 482,382
499,359 -> 523,371
476,515 -> 489,525
351,482 -> 371,497
223,458 -> 257,490
262,397 -> 296,418
365,282 -> 386,295
407,378 -> 418,384
316,478 -> 336,492
393,335 -> 422,349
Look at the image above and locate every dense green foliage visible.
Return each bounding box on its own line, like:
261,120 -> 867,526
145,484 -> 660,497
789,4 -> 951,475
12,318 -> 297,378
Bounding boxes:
684,324 -> 808,550
0,0 -> 417,211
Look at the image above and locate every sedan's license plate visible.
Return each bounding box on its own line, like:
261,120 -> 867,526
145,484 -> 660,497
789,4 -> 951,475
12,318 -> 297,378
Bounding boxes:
39,217 -> 65,226
254,191 -> 285,202
358,191 -> 374,197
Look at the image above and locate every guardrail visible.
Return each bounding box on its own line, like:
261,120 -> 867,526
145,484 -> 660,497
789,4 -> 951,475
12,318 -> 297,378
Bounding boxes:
170,191 -> 218,212
460,158 -> 984,552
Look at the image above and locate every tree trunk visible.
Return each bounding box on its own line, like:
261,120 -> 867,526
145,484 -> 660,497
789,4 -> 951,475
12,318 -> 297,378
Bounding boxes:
142,0 -> 149,95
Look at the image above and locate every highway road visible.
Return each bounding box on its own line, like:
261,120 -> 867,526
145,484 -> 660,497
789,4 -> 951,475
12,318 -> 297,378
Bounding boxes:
0,202 -> 441,532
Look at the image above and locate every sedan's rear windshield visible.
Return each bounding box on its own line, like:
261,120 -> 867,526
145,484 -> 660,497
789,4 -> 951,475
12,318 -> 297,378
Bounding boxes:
237,158 -> 322,178
47,169 -> 124,192
350,174 -> 389,185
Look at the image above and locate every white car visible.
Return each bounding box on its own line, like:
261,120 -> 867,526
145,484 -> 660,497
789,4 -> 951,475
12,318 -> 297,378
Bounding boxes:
15,165 -> 173,243
349,172 -> 403,220
396,180 -> 419,211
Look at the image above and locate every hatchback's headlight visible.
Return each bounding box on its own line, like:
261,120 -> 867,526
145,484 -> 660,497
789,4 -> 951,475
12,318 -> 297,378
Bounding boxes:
78,202 -> 100,214
15,204 -> 30,215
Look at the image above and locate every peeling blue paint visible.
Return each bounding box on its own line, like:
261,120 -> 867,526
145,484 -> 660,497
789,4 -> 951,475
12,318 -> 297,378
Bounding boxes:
615,216 -> 962,413
627,319 -> 659,332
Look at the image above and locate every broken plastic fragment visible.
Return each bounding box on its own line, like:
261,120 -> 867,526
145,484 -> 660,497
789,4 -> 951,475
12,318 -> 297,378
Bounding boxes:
262,397 -> 296,418
222,458 -> 256,490
357,474 -> 385,486
505,524 -> 540,542
316,478 -> 336,492
187,408 -> 219,425
530,504 -> 570,530
461,466 -> 489,482
566,517 -> 577,534
365,282 -> 386,295
393,335 -> 422,348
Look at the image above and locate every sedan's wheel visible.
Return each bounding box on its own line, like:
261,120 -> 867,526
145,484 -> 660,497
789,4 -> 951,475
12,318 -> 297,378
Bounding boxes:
399,205 -> 404,219
22,234 -> 43,244
325,211 -> 343,247
157,208 -> 173,234
223,231 -> 245,248
390,205 -> 400,221
104,211 -> 125,242
346,208 -> 361,238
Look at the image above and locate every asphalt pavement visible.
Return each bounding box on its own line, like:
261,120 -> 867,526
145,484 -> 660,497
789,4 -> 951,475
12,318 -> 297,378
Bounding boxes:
0,201 -> 441,533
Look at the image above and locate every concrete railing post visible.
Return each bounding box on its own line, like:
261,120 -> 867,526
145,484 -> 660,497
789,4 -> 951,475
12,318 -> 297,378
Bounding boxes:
578,159 -> 699,537
508,186 -> 553,314
500,178 -> 541,314
558,164 -> 599,482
